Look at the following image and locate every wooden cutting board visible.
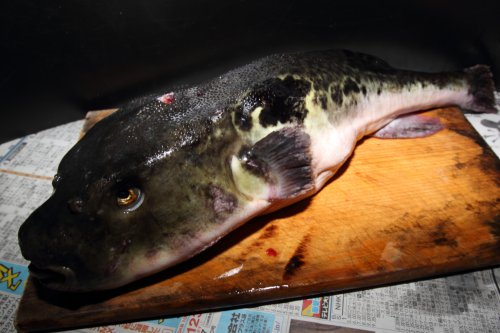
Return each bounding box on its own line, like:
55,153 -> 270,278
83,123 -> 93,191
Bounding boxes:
15,107 -> 500,332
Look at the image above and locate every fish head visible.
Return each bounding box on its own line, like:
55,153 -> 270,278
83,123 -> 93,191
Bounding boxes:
18,101 -> 235,292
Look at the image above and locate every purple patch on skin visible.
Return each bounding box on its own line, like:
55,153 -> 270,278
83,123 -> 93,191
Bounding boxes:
208,185 -> 237,216
145,248 -> 158,259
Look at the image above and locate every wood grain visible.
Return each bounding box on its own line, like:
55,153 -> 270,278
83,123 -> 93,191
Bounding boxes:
15,107 -> 500,332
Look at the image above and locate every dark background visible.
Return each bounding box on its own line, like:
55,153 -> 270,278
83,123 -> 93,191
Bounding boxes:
1,0 -> 499,143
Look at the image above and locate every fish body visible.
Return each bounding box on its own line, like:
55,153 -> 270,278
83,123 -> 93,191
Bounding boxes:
18,50 -> 496,291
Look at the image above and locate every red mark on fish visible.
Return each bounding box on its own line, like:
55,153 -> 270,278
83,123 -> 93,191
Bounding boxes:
266,248 -> 277,257
158,92 -> 175,104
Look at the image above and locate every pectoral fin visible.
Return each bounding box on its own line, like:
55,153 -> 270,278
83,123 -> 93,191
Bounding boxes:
232,127 -> 313,200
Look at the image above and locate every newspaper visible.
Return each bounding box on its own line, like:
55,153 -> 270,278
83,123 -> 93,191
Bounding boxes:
1,94 -> 499,332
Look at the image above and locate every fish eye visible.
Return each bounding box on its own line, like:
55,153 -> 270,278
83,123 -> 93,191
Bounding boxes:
116,186 -> 144,211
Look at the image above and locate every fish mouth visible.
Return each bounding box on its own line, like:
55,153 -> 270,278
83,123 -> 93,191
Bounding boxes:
28,264 -> 76,288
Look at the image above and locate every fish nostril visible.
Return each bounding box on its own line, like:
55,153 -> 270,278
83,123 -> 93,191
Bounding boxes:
52,173 -> 62,189
67,198 -> 84,214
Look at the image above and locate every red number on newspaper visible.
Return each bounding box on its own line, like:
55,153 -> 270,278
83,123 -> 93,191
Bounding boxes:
186,314 -> 202,333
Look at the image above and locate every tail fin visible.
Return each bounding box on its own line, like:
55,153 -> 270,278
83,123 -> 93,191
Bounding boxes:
464,65 -> 497,113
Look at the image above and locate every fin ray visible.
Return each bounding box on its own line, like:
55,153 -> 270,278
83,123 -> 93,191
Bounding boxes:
239,127 -> 313,199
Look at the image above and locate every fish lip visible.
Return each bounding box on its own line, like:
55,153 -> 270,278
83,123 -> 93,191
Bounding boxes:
28,263 -> 76,289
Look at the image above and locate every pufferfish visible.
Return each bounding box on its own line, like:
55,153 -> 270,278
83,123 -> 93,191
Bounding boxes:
18,49 -> 496,291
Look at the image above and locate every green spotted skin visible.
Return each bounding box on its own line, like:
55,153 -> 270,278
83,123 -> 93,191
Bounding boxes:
18,49 -> 494,291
